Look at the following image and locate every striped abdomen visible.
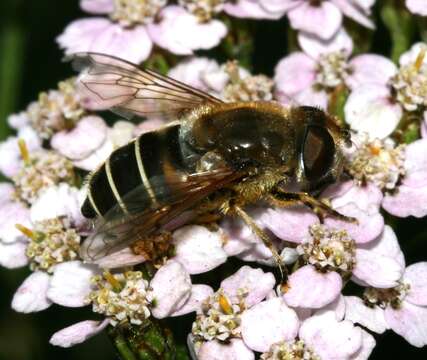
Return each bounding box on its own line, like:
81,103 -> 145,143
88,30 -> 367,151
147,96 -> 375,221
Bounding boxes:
81,124 -> 193,219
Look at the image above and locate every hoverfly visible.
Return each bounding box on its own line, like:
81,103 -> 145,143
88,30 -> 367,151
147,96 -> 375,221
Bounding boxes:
71,53 -> 353,274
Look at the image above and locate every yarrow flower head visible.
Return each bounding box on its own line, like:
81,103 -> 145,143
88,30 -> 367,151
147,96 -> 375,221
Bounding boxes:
222,61 -> 274,102
389,48 -> 427,111
314,50 -> 352,90
12,143 -> 76,204
192,288 -> 246,342
260,339 -> 320,360
297,224 -> 356,274
347,137 -> 406,191
178,0 -> 225,22
88,270 -> 154,326
26,78 -> 86,139
363,282 -> 411,310
109,0 -> 167,26
20,217 -> 81,273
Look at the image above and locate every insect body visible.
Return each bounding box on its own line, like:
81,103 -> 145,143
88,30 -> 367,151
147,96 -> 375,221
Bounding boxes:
73,53 -> 352,267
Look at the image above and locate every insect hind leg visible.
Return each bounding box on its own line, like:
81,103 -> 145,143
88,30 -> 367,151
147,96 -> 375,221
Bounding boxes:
233,205 -> 286,281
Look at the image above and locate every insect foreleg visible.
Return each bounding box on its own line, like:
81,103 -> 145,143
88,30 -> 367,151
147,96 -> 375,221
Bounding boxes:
269,191 -> 357,224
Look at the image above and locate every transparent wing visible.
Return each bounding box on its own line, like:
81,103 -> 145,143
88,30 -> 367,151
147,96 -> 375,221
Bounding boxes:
80,168 -> 242,262
68,52 -> 223,120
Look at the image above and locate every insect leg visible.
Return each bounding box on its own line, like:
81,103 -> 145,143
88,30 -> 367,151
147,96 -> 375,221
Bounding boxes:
233,205 -> 286,280
269,191 -> 357,224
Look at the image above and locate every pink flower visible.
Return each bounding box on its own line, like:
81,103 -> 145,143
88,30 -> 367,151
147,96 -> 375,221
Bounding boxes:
0,126 -> 42,178
345,42 -> 427,139
190,266 -> 281,359
345,262 -> 427,347
382,138 -> 427,217
50,260 -> 197,347
406,0 -> 427,15
251,303 -> 374,360
225,0 -> 375,38
336,136 -> 427,218
51,116 -> 113,171
168,57 -> 222,93
58,0 -> 161,63
261,201 -> 404,309
274,28 -> 353,108
285,0 -> 374,40
0,183 -> 31,269
223,0 -> 290,20
172,225 -> 228,274
59,1 -> 227,62
147,6 -> 227,56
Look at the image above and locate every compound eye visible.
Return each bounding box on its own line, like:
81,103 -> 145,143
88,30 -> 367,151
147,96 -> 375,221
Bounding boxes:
303,126 -> 335,181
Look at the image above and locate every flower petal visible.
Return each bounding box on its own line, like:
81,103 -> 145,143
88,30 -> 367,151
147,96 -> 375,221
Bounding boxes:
51,116 -> 107,160
221,211 -> 265,256
274,52 -> 316,97
0,201 -> 30,244
403,262 -> 427,306
241,297 -> 299,352
0,182 -> 14,203
30,184 -> 87,228
72,138 -> 113,171
12,271 -> 52,313
383,185 -> 427,218
353,226 -> 405,288
288,1 -> 342,40
80,0 -> 114,14
298,27 -> 353,59
344,296 -> 388,334
283,265 -> 342,309
224,0 -> 286,20
350,329 -> 376,360
57,18 -> 152,63
399,42 -> 427,66
0,127 -> 42,178
385,301 -> 427,347
171,284 -> 214,317
198,339 -> 254,360
151,260 -> 192,319
332,0 -> 375,28
300,312 -> 363,359
0,241 -> 28,269
50,319 -> 109,347
325,203 -> 384,244
148,6 -> 226,55
329,183 -> 383,212
402,138 -> 427,188
345,84 -> 402,139
93,247 -> 146,269
220,266 -> 275,308
173,225 -> 227,274
47,261 -> 97,307
347,54 -> 397,89
261,206 -> 319,244
168,57 -> 220,92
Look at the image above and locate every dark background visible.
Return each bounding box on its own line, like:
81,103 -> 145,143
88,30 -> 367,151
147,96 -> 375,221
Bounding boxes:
0,1 -> 426,359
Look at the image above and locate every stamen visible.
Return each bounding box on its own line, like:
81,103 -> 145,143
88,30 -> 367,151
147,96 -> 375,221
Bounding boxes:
15,224 -> 39,241
219,294 -> 233,315
17,139 -> 30,166
414,48 -> 426,72
104,271 -> 124,292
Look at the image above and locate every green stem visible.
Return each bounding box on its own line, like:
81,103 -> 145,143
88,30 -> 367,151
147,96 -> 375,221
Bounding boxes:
0,21 -> 25,137
109,329 -> 138,360
380,0 -> 416,63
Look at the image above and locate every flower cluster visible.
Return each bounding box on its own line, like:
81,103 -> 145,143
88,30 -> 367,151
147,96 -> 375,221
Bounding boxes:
1,1 -> 427,359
